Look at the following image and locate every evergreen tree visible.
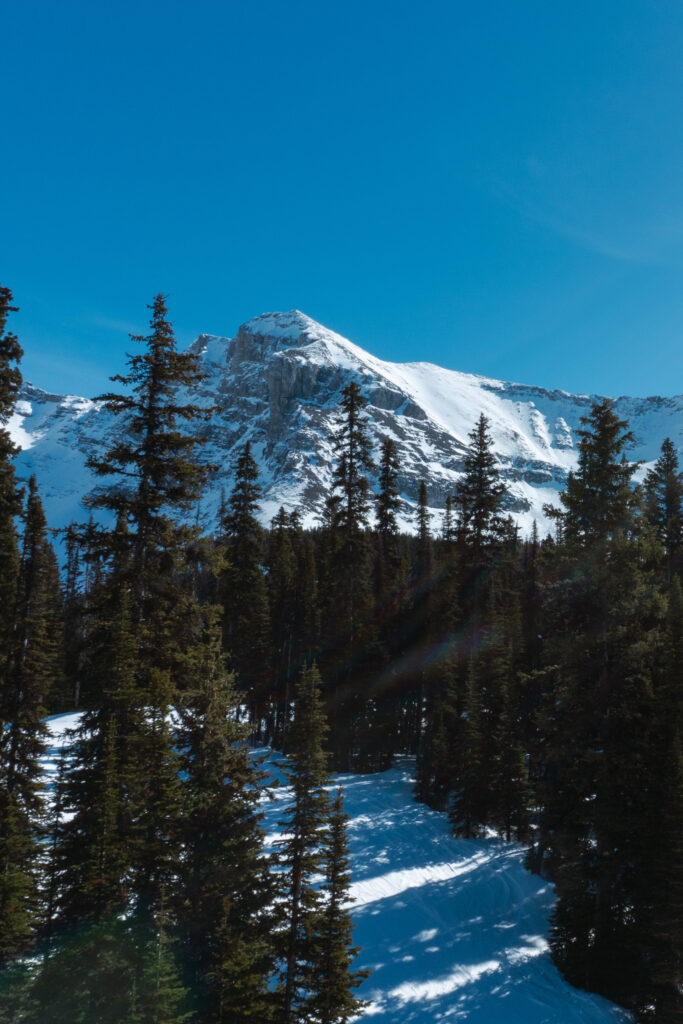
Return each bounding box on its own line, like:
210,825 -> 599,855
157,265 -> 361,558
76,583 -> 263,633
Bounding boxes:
177,613 -> 275,1022
219,441 -> 270,731
278,665 -> 330,1023
0,285 -> 23,667
640,576 -> 683,1022
323,380 -> 375,626
33,540 -> 143,1020
370,437 -> 408,766
489,678 -> 531,842
308,788 -> 368,1024
328,382 -> 374,543
267,509 -> 320,749
128,896 -> 190,1024
534,400 -> 662,1007
38,296 -> 213,1015
375,436 -> 401,543
414,479 -> 432,569
0,477 -> 61,965
447,664 -> 485,838
320,383 -> 377,768
453,413 -> 507,559
86,292 -> 212,648
61,524 -> 87,710
442,494 -> 455,542
268,508 -> 299,746
554,398 -> 635,546
644,437 -> 683,582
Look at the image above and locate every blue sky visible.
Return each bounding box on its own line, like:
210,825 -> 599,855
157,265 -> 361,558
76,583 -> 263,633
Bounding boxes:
3,0 -> 683,397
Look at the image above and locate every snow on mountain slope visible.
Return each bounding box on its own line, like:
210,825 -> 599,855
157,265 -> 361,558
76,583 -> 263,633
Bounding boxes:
44,715 -> 627,1023
11,310 -> 683,539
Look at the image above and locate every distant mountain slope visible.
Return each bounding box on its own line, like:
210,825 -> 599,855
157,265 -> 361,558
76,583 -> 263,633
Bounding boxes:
10,309 -> 683,537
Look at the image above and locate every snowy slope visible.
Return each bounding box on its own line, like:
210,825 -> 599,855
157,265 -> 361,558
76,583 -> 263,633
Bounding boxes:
44,716 -> 628,1023
11,310 -> 683,539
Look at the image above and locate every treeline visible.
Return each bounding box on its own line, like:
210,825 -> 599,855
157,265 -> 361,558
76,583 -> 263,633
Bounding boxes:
0,287 -> 681,1021
0,290 -> 366,1023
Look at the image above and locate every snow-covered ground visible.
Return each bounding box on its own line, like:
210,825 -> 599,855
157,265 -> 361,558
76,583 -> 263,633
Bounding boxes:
44,716 -> 628,1023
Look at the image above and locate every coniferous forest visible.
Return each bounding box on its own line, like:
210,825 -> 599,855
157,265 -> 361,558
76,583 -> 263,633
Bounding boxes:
0,287 -> 681,1022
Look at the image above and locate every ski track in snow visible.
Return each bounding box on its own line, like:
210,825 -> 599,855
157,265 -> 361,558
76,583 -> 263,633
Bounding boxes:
256,748 -> 629,1024
44,718 -> 629,1023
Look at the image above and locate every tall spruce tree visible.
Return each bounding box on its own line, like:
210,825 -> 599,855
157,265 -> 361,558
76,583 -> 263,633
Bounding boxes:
0,477 -> 61,965
37,296 -> 212,1015
0,286 -> 22,673
308,788 -> 368,1024
641,576 -> 683,1022
375,436 -> 401,545
323,382 -> 375,637
177,613 -> 275,1023
453,413 -> 507,559
320,382 -> 377,768
267,508 -> 299,747
219,441 -> 270,732
535,400 -> 662,1008
267,509 -> 319,749
644,437 -> 683,582
86,292 -> 212,645
278,665 -> 330,1024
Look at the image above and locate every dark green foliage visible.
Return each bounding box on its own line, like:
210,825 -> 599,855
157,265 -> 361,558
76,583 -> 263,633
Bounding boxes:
489,678 -> 531,843
0,478 -> 61,964
219,440 -> 270,730
60,524 -> 87,710
129,900 -> 190,1024
32,297 -> 213,1019
177,614 -> 275,1022
534,401 -> 664,1008
414,479 -> 432,569
308,788 -> 368,1024
442,494 -> 455,542
447,666 -> 486,838
639,578 -> 683,1022
278,665 -> 330,1023
375,435 -> 401,542
644,437 -> 683,582
0,286 -> 22,673
553,398 -> 635,545
267,509 -> 320,749
86,293 -> 213,651
452,412 -> 507,557
328,381 -> 374,541
319,382 -> 378,768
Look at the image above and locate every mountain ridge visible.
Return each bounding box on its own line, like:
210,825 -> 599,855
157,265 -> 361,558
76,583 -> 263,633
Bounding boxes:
9,310 -> 683,539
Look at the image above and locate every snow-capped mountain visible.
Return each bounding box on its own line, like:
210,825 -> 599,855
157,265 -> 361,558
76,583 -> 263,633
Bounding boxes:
9,309 -> 683,538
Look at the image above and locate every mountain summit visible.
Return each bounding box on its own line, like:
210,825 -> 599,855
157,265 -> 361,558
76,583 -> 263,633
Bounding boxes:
10,310 -> 683,536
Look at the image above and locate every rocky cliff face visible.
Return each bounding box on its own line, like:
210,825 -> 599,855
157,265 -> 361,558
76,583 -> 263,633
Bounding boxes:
10,310 -> 683,539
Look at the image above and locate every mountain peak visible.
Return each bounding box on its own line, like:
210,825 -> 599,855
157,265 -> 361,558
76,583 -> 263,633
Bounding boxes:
238,309 -> 362,354
240,309 -> 322,339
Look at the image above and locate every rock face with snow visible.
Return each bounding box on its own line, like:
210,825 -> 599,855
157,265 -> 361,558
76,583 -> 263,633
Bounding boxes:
10,309 -> 683,538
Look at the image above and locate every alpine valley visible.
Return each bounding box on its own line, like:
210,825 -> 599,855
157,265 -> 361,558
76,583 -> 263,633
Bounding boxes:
10,309 -> 683,536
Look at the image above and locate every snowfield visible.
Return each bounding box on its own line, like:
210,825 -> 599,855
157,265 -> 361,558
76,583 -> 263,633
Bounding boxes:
45,716 -> 628,1023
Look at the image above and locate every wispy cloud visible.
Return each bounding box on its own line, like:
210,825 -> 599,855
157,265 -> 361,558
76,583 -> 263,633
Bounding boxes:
489,176 -> 663,264
86,314 -> 146,336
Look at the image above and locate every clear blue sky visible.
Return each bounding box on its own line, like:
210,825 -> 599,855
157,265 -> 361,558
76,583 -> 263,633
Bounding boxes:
4,0 -> 683,398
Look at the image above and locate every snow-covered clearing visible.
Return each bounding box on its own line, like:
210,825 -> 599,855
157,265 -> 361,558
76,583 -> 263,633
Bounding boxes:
45,716 -> 628,1023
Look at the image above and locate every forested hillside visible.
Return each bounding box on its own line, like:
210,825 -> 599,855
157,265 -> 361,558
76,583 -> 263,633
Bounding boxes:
0,289 -> 681,1022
